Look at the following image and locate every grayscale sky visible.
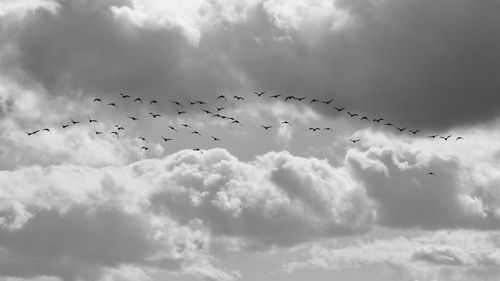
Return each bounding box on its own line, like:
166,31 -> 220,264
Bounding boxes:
0,1 -> 500,281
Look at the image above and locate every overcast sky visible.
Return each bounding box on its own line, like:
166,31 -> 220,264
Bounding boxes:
1,1 -> 500,281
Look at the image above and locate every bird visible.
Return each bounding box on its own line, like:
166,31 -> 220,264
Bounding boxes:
455,136 -> 464,141
88,117 -> 98,123
216,106 -> 224,112
216,95 -> 227,101
285,96 -> 294,102
93,98 -> 102,102
261,125 -> 273,130
25,130 -> 37,136
128,116 -> 139,121
270,94 -> 281,98
138,137 -> 147,142
396,127 -> 407,132
211,136 -> 221,141
347,112 -> 358,117
323,127 -> 332,131
149,100 -> 158,105
171,100 -> 183,107
193,148 -> 203,154
310,99 -> 319,104
296,97 -> 306,101
167,125 -> 178,132
373,118 -> 384,123
68,118 -> 80,125
110,131 -> 119,139
196,100 -> 206,105
308,127 -> 320,132
350,139 -> 360,143
426,172 -> 436,176
191,131 -> 202,136
384,122 -> 394,126
322,99 -> 334,104
116,126 -> 125,131
134,98 -> 143,103
42,128 -> 50,132
409,129 -> 420,135
188,100 -> 197,105
141,146 -> 149,150
202,109 -> 212,114
360,116 -> 370,121
94,127 -> 103,135
107,103 -> 119,109
149,112 -> 161,118
120,93 -> 131,98
427,135 -> 438,139
231,120 -> 242,125
61,123 -> 71,129
161,137 -> 172,142
281,121 -> 290,125
180,124 -> 191,128
335,107 -> 346,112
233,96 -> 245,101
254,91 -> 266,97
440,135 -> 452,141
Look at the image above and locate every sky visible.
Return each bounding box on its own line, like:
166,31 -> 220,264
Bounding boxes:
0,0 -> 500,280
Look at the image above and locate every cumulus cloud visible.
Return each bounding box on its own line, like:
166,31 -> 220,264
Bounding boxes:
283,230 -> 500,281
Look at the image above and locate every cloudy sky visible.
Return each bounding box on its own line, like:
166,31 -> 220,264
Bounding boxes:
1,0 -> 500,280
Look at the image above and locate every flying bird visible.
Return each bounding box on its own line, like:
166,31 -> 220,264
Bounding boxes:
211,136 -> 221,141
455,136 -> 464,141
308,127 -> 320,132
261,125 -> 273,130
134,98 -> 143,103
42,128 -> 50,132
161,137 -> 172,142
171,100 -> 183,107
181,124 -> 191,128
149,100 -> 158,105
281,121 -> 290,125
322,99 -> 334,104
141,146 -> 149,150
440,135 -> 452,141
107,103 -> 119,109
216,106 -> 225,112
193,148 -> 203,154
202,109 -> 212,114
296,97 -> 306,101
120,93 -> 131,98
138,137 -> 147,142
347,112 -> 358,117
128,116 -> 139,121
350,139 -> 360,143
270,94 -> 281,98
384,122 -> 394,126
167,125 -> 178,132
233,96 -> 245,101
335,107 -> 346,112
94,127 -> 103,135
323,127 -> 332,131
428,135 -> 438,139
254,91 -> 266,97
93,98 -> 102,102
149,112 -> 162,118
426,172 -> 436,176
25,130 -> 37,136
216,95 -> 227,101
396,127 -> 407,132
88,117 -> 98,123
68,118 -> 80,125
409,129 -> 420,135
360,116 -> 369,121
110,131 -> 119,139
310,99 -> 319,104
191,131 -> 202,136
61,123 -> 71,129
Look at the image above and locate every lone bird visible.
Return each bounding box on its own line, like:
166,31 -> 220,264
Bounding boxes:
350,139 -> 360,143
261,125 -> 273,130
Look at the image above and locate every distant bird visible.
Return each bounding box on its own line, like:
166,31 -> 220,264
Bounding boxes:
107,103 -> 119,109
322,99 -> 334,104
93,98 -> 102,102
188,100 -> 197,105
455,136 -> 464,141
426,172 -> 436,176
141,146 -> 149,150
296,97 -> 306,101
171,100 -> 183,107
94,127 -> 103,135
440,135 -> 452,141
25,130 -> 37,136
167,125 -> 178,132
120,93 -> 131,99
191,131 -> 202,136
384,122 -> 394,126
88,117 -> 98,123
216,95 -> 227,102
42,128 -> 50,132
409,129 -> 420,135
310,99 -> 319,104
61,123 -> 71,129
285,96 -> 294,102
360,116 -> 369,121
193,148 -> 203,154
138,137 -> 147,142
231,120 -> 242,125
373,118 -> 384,123
261,125 -> 273,130
270,94 -> 281,98
202,109 -> 212,114
308,127 -> 320,132
181,124 -> 191,128
428,134 -> 439,139
216,106 -> 224,112
396,127 -> 407,132
161,137 -> 172,142
323,127 -> 332,131
134,98 -> 143,103
116,126 -> 125,131
128,116 -> 139,121
149,100 -> 158,105
350,139 -> 360,143
347,112 -> 358,117
149,112 -> 161,118
196,100 -> 206,105
110,131 -> 119,139
233,96 -> 245,101
281,121 -> 290,125
68,118 -> 80,125
335,107 -> 346,112
254,91 -> 266,97
211,136 -> 221,141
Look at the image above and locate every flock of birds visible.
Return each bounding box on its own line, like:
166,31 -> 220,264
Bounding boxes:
24,91 -> 464,175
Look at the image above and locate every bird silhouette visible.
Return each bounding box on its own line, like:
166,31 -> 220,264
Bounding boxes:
296,97 -> 306,101
128,116 -> 139,121
193,148 -> 203,154
68,118 -> 80,125
396,127 -> 407,132
440,135 -> 452,141
138,137 -> 147,142
161,137 -> 172,142
167,125 -> 178,132
360,116 -> 369,121
141,146 -> 149,150
202,109 -> 212,114
134,98 -> 143,103
384,122 -> 394,126
171,100 -> 183,107
149,112 -> 162,118
281,121 -> 290,125
196,100 -> 207,105
285,96 -> 294,102
310,99 -> 319,104
409,129 -> 420,135
61,123 -> 71,129
25,130 -> 37,136
261,125 -> 273,130
149,100 -> 158,105
216,95 -> 227,101
270,94 -> 281,98
308,127 -> 320,132
110,131 -> 119,139
323,127 -> 332,131
94,127 -> 103,135
350,139 -> 360,143
107,103 -> 119,109
120,93 -> 131,98
335,107 -> 346,112
88,117 -> 98,123
455,136 -> 464,141
428,135 -> 438,139
373,118 -> 384,123
231,120 -> 242,125
42,128 -> 50,132
191,131 -> 202,136
322,99 -> 334,104
233,96 -> 245,101
93,98 -> 102,102
254,91 -> 266,97
211,136 -> 221,141
181,124 -> 191,128
216,106 -> 224,112
426,172 -> 436,176
116,125 -> 125,130
347,112 -> 358,117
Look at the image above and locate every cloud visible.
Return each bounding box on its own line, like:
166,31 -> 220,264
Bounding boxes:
283,230 -> 500,281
